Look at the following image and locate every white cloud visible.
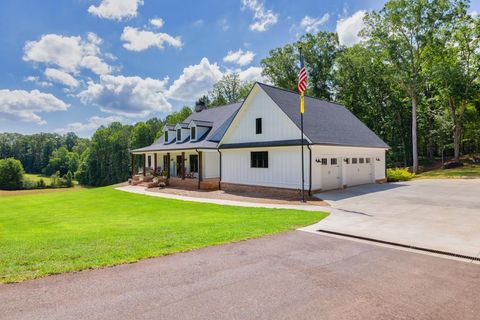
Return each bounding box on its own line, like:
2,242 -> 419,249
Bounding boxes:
23,33 -> 112,75
470,11 -> 478,18
88,0 -> 143,20
336,10 -> 366,46
237,66 -> 265,83
44,68 -> 79,88
55,116 -> 123,136
217,18 -> 230,31
78,75 -> 171,117
167,57 -> 223,101
242,0 -> 278,32
300,14 -> 330,33
223,49 -> 255,66
121,26 -> 182,51
24,76 -> 53,87
0,89 -> 69,124
149,18 -> 164,28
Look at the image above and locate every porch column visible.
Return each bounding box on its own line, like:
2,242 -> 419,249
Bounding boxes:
131,153 -> 135,176
198,151 -> 203,189
142,154 -> 146,176
181,152 -> 185,180
166,153 -> 171,178
154,153 -> 157,174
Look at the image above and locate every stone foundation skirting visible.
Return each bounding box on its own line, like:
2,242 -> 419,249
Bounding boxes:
220,182 -> 306,197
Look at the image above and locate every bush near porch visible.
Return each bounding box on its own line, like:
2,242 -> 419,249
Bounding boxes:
0,187 -> 327,283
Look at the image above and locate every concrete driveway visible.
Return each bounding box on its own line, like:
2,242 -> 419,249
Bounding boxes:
1,231 -> 479,320
303,179 -> 480,258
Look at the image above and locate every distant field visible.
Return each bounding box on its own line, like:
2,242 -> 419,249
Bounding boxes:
0,187 -> 327,283
24,173 -> 53,184
417,165 -> 480,179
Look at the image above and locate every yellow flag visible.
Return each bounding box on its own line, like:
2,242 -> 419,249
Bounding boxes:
300,92 -> 305,114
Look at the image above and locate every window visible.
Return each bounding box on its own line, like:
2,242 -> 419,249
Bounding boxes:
189,154 -> 198,173
255,118 -> 262,134
164,131 -> 168,142
331,158 -> 337,165
250,151 -> 268,168
321,158 -> 328,165
191,127 -> 196,140
352,158 -> 358,164
366,158 -> 371,164
344,158 -> 350,164
177,129 -> 181,141
359,157 -> 364,164
147,155 -> 152,167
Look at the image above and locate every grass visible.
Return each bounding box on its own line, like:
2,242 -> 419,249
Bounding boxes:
0,187 -> 327,283
24,173 -> 53,184
416,165 -> 480,179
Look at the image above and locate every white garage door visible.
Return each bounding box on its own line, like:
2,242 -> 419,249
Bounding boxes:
346,157 -> 373,186
320,157 -> 342,191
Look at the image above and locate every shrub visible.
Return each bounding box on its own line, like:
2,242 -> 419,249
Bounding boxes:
37,178 -> 46,189
64,171 -> 74,188
0,158 -> 25,190
386,168 -> 415,182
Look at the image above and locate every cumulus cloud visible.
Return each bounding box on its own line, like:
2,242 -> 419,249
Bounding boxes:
167,57 -> 223,101
78,75 -> 171,117
121,26 -> 182,51
336,10 -> 366,46
300,14 -> 330,33
23,33 -> 112,75
237,66 -> 265,83
55,115 -> 123,136
149,18 -> 164,28
44,68 -> 79,88
223,49 -> 255,66
0,89 -> 69,124
88,0 -> 143,20
242,0 -> 278,32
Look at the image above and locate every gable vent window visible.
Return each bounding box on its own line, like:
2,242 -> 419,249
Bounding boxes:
256,118 -> 262,134
251,151 -> 268,168
191,127 -> 196,140
177,129 -> 181,141
164,131 -> 168,142
352,158 -> 358,164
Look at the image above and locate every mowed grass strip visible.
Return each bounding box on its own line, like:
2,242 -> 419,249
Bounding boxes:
416,165 -> 480,179
0,187 -> 327,283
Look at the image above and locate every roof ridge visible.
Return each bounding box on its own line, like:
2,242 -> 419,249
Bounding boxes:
256,82 -> 345,108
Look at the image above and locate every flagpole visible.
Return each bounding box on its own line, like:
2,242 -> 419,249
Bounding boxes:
300,94 -> 305,202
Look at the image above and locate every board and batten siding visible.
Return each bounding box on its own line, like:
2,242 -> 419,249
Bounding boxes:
221,85 -> 306,144
203,151 -> 220,179
221,146 -> 309,189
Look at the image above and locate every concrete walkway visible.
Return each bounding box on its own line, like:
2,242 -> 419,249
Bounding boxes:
2,231 -> 479,320
300,179 -> 480,258
116,185 -> 330,212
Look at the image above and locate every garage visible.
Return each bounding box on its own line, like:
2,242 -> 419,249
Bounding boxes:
319,157 -> 342,191
345,156 -> 374,186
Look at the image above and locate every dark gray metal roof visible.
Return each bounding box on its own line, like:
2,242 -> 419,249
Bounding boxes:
132,102 -> 241,152
191,120 -> 213,127
258,83 -> 390,149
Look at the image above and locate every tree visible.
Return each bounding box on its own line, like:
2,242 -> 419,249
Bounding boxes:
130,122 -> 155,150
45,147 -> 79,176
208,73 -> 253,107
261,43 -> 299,91
165,106 -> 192,124
363,0 -> 460,172
0,158 -> 24,190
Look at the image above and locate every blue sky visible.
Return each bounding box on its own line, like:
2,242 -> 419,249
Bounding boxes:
1,0 -> 478,137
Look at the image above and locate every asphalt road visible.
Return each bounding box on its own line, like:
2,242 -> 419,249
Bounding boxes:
1,231 -> 479,320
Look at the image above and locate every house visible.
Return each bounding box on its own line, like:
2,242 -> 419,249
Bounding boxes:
131,82 -> 389,194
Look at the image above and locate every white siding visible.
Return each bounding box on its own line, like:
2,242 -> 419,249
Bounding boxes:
221,146 -> 309,189
221,86 -> 305,144
203,151 -> 220,178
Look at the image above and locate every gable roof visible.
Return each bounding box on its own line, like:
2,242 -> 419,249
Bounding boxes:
257,83 -> 389,149
132,102 -> 241,152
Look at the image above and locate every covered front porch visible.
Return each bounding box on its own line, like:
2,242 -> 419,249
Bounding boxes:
130,149 -> 220,190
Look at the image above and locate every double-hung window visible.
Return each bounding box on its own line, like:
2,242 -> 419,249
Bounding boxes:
250,151 -> 268,168
164,131 -> 168,142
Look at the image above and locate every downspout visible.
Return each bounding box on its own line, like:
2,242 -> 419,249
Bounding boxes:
217,148 -> 222,190
307,144 -> 312,196
195,148 -> 201,189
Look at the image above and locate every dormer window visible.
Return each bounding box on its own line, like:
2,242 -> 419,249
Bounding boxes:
177,129 -> 181,141
191,127 -> 196,140
164,131 -> 168,142
256,118 -> 262,134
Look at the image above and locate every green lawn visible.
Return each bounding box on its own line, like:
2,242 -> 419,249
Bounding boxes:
0,187 -> 327,283
416,165 -> 480,179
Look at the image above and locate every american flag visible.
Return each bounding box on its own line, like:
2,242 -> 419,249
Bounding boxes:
298,54 -> 307,94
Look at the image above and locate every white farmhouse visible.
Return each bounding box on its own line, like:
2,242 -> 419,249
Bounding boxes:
132,82 -> 389,194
